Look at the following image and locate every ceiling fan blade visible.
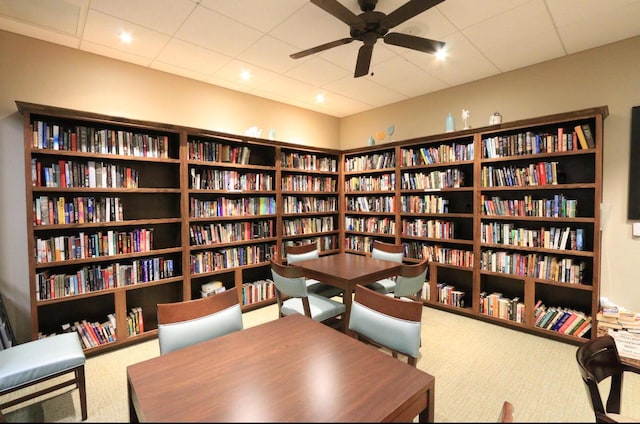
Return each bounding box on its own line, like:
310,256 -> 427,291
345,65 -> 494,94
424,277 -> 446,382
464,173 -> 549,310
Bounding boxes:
354,44 -> 374,78
381,0 -> 445,30
311,0 -> 365,30
290,37 -> 354,59
384,32 -> 445,54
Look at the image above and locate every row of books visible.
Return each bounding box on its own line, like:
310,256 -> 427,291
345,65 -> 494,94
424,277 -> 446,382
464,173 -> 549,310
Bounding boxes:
190,168 -> 274,191
283,216 -> 336,236
402,218 -> 456,239
190,196 -> 276,218
32,120 -> 171,158
344,235 -> 378,253
345,216 -> 394,235
282,195 -> 338,214
241,279 -> 275,306
401,142 -> 474,166
346,195 -> 395,213
480,250 -> 586,284
189,243 -> 276,273
480,223 -> 585,251
400,169 -> 466,190
400,194 -> 450,214
533,301 -> 592,337
59,315 -> 117,349
281,175 -> 336,191
479,292 -> 524,323
345,173 -> 396,191
188,140 -> 251,164
438,283 -> 466,308
35,227 -> 154,263
480,124 -> 594,159
281,151 -> 337,172
481,194 -> 577,218
34,195 -> 124,226
404,242 -> 474,267
189,220 -> 274,246
344,151 -> 395,172
32,158 -> 139,188
35,257 -> 176,300
481,161 -> 559,187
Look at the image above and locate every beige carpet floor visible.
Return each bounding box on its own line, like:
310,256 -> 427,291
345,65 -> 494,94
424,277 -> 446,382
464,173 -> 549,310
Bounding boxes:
5,303 -> 640,422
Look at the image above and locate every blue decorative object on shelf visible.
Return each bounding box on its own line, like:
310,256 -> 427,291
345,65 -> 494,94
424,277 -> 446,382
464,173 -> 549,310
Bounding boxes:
445,113 -> 455,132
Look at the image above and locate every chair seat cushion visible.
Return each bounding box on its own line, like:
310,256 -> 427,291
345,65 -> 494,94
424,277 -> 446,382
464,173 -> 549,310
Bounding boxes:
0,332 -> 85,391
281,294 -> 346,322
367,278 -> 396,294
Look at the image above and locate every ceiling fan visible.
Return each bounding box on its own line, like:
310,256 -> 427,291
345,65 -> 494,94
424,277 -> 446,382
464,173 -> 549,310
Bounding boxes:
290,0 -> 446,78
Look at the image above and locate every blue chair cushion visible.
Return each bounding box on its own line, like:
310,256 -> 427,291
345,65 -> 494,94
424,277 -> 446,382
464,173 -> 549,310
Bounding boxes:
0,332 -> 85,391
367,277 -> 397,294
281,294 -> 346,323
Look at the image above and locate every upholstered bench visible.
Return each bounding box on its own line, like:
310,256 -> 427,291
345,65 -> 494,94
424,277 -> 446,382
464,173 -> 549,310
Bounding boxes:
0,332 -> 87,420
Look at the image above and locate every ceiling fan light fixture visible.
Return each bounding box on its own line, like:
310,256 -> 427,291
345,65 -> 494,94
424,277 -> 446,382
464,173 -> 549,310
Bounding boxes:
290,0 -> 446,78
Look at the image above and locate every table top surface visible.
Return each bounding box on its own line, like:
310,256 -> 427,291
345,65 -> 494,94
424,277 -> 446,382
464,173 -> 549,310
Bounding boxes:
293,252 -> 403,285
127,314 -> 434,422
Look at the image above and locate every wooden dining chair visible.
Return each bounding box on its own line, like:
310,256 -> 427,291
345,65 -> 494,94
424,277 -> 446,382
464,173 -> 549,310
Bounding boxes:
366,240 -> 404,294
349,284 -> 423,366
285,243 -> 343,298
157,289 -> 243,355
390,258 -> 429,300
576,334 -> 640,423
270,260 -> 346,330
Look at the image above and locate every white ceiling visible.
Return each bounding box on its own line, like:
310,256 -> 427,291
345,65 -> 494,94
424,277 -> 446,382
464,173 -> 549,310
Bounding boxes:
1,0 -> 640,118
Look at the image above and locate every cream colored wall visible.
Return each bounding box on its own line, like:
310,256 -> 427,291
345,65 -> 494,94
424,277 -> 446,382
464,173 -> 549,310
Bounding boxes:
2,29 -> 639,341
341,35 -> 640,314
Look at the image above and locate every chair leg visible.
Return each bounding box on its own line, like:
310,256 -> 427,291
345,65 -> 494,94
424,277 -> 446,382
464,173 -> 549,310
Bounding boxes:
76,365 -> 88,421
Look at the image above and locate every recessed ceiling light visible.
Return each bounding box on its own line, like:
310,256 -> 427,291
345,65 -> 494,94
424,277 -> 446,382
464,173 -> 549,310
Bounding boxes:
316,94 -> 325,104
119,32 -> 132,44
240,70 -> 251,81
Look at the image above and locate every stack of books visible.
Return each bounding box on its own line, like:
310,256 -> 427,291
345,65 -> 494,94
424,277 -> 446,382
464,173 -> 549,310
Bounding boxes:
597,305 -> 640,333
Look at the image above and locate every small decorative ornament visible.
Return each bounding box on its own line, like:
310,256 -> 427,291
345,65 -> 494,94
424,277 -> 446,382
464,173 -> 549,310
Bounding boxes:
445,113 -> 455,132
368,136 -> 376,146
489,112 -> 502,125
268,128 -> 276,140
462,109 -> 470,130
387,124 -> 395,141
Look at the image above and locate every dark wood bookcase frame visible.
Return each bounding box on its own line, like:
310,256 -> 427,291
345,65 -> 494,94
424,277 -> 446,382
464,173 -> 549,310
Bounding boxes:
17,101 -> 606,353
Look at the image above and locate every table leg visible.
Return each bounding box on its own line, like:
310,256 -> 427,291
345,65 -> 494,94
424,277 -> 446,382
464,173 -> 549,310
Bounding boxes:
418,383 -> 435,423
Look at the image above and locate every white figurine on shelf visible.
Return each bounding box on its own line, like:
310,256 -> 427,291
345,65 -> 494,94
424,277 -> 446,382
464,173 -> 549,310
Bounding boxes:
461,109 -> 470,130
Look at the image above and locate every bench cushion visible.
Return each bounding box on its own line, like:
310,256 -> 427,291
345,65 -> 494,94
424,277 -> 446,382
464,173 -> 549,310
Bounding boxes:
0,332 -> 85,391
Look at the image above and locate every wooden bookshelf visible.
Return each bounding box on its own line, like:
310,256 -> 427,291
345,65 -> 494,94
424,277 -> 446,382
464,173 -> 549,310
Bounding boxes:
340,106 -> 608,344
17,101 -> 607,353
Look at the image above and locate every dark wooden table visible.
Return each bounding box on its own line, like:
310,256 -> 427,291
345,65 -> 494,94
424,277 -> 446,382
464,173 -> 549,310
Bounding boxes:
127,314 -> 435,422
292,252 -> 404,329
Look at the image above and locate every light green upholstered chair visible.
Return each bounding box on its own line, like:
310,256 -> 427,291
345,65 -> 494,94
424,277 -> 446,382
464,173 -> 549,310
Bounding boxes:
0,332 -> 87,420
285,243 -> 343,298
389,259 -> 429,300
349,284 -> 423,366
157,289 -> 243,355
270,260 -> 346,330
367,240 -> 404,294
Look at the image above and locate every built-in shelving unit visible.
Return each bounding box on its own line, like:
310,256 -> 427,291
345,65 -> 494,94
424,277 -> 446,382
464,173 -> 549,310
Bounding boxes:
340,106 -> 608,344
18,101 -> 607,352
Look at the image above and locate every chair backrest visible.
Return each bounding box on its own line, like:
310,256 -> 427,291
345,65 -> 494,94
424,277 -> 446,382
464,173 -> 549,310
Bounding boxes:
394,259 -> 429,298
157,289 -> 243,355
371,240 -> 403,263
271,259 -> 316,318
576,334 -> 625,418
349,285 -> 423,366
498,401 -> 514,422
286,243 -> 319,264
